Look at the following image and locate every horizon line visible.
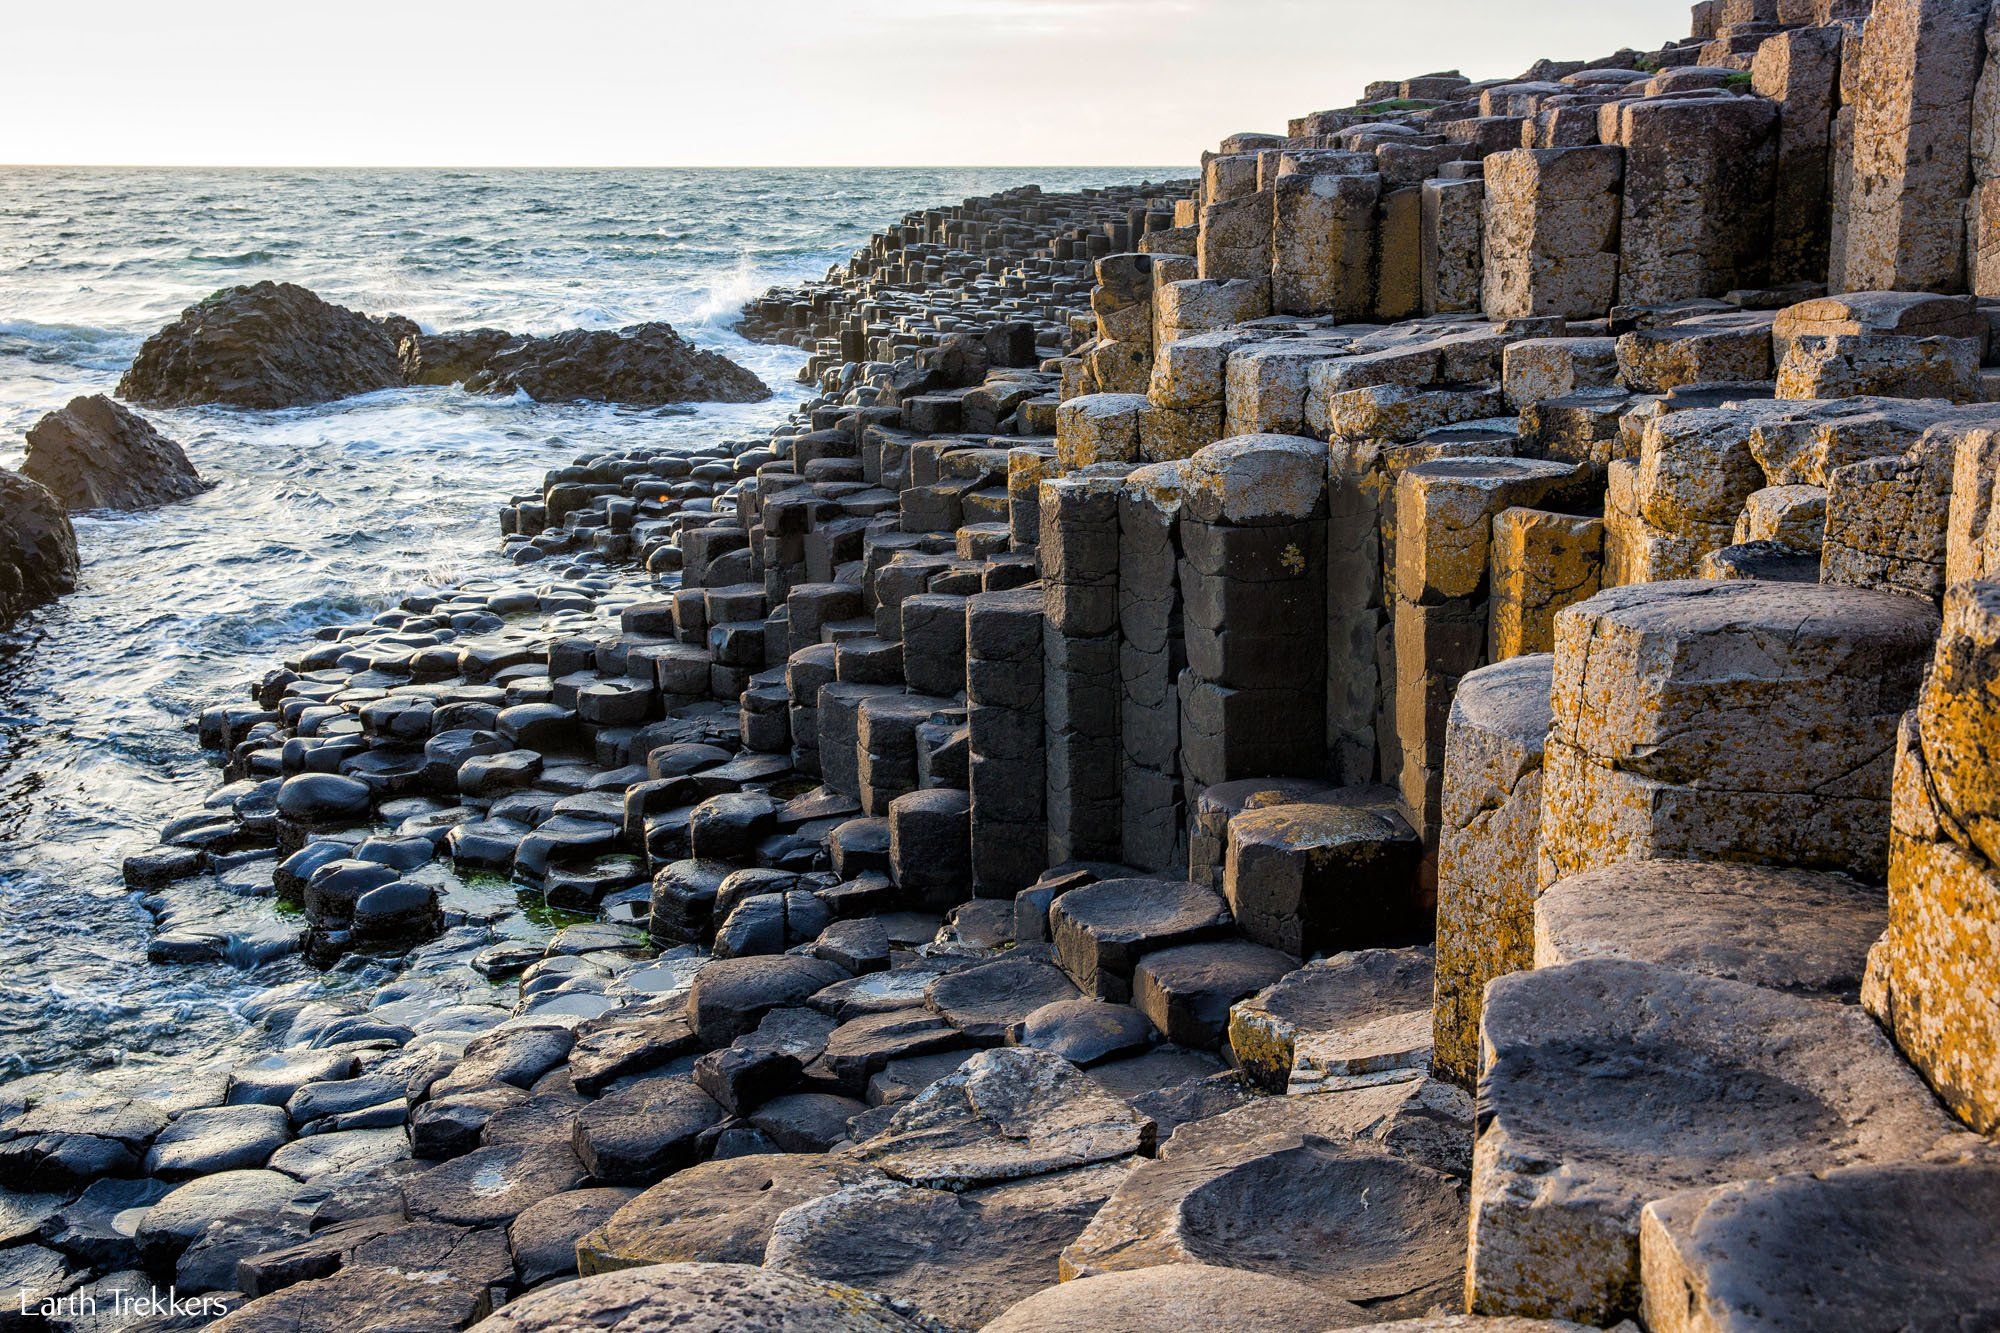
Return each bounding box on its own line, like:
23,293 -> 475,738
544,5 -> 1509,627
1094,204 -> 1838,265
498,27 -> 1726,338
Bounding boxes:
0,161 -> 1199,172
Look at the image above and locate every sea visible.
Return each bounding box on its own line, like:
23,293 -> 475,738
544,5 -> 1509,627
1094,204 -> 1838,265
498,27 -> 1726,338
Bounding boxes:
0,166 -> 1179,1086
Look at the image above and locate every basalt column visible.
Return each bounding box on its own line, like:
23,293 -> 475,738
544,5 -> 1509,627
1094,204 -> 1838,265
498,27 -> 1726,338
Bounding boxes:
1041,467 -> 1132,865
967,586 -> 1046,895
1176,436 -> 1330,815
1865,580 -> 2000,1134
1118,461 -> 1190,872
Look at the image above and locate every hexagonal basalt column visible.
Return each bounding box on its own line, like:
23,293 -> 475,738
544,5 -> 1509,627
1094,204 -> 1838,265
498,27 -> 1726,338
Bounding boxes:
1175,436 -> 1330,808
1540,580 -> 1939,887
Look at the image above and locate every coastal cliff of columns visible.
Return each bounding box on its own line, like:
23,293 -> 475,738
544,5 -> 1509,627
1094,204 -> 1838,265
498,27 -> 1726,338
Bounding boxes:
10,0 -> 2000,1328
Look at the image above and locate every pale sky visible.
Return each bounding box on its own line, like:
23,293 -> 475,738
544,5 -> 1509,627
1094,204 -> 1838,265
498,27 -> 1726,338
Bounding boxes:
7,0 -> 1691,167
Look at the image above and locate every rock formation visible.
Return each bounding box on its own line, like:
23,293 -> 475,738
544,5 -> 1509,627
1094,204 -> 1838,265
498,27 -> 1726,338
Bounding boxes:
23,394 -> 208,511
118,281 -> 413,409
460,324 -> 770,406
119,282 -> 767,410
0,469 -> 80,625
17,3 -> 2000,1328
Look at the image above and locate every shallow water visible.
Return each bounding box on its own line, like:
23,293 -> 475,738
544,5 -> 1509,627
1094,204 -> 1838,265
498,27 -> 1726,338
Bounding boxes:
0,166 -> 1177,1080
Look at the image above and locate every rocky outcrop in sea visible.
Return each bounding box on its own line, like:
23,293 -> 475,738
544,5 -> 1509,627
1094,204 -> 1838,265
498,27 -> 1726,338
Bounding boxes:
0,470 -> 78,626
23,395 -> 209,512
119,282 -> 769,411
118,281 -> 414,410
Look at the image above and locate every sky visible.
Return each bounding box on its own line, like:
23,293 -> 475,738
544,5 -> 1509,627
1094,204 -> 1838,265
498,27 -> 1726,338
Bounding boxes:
6,0 -> 1692,167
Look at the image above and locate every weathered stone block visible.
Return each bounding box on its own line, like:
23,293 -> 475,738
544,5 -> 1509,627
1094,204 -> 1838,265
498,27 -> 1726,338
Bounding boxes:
1730,483 -> 1824,550
1228,946 -> 1436,1093
1489,508 -> 1605,661
1056,395 -> 1147,471
1153,279 -> 1271,346
1482,146 -> 1626,320
1834,0 -> 1987,293
1197,190 -> 1274,282
1541,580 -> 1938,885
1271,169 -> 1380,318
1395,458 -> 1581,604
1433,654 -> 1551,1090
1638,1161 -> 2000,1333
1224,801 -> 1426,957
1754,24 -> 1843,286
1503,336 -> 1620,410
1610,95 -> 1778,304
1821,428 -> 1957,598
1536,858 -> 1886,999
1614,315 -> 1775,394
1422,177 -> 1486,316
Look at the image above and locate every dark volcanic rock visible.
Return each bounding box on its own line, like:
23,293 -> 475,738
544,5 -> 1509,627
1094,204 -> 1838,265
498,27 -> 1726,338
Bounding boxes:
118,281 -> 412,409
22,394 -> 208,511
0,469 -> 79,625
399,328 -> 515,386
461,323 -> 770,406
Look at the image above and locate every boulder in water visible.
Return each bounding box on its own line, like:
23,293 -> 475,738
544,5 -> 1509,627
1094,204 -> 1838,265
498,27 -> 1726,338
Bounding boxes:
118,280 -> 413,409
0,470 -> 79,625
399,328 -> 515,387
23,394 -> 208,510
462,323 -> 770,405
120,281 -> 766,410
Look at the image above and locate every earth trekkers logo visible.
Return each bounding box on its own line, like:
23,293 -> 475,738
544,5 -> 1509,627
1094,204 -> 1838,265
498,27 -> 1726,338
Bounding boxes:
21,1284 -> 233,1321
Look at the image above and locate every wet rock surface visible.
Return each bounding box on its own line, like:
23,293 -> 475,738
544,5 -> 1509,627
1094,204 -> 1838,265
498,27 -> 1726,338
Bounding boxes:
115,280 -> 768,412
0,469 -> 79,625
459,324 -> 771,406
22,394 -> 209,511
117,281 -> 412,409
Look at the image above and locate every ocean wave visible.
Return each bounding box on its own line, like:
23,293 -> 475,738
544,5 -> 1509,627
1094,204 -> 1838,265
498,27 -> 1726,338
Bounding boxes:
188,248 -> 282,266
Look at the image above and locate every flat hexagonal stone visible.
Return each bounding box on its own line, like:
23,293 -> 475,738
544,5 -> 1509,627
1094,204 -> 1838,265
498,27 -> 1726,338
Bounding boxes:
1229,948 -> 1435,1093
1160,1076 -> 1473,1181
1013,998 -> 1155,1067
1468,959 -> 1972,1325
429,1025 -> 576,1099
266,1125 -> 409,1181
402,1141 -> 588,1228
1534,859 -> 1886,1001
1336,1312 -> 1600,1320
474,1261 -> 923,1331
925,956 -> 1081,1040
0,1242 -> 79,1315
1638,1160 -> 2000,1332
764,1162 -> 1133,1329
38,1176 -> 172,1269
0,1189 -> 66,1248
1061,1135 -> 1468,1319
687,956 -> 850,1048
1050,878 -> 1231,1001
568,1011 -> 700,1096
234,1215 -> 504,1302
983,1262 -> 1366,1333
144,1103 -> 291,1178
852,1047 -> 1154,1189
507,1186 -> 640,1287
207,1258 -> 494,1331
817,1009 -> 970,1096
1132,939 -> 1297,1049
0,1094 -> 169,1189
572,1077 -> 722,1185
136,1169 -> 304,1266
578,1154 -> 885,1274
